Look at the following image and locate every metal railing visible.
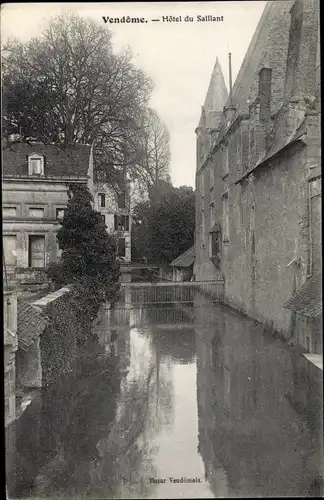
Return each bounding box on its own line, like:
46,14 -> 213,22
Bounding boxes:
116,280 -> 224,305
3,173 -> 88,180
119,258 -> 164,268
120,258 -> 163,265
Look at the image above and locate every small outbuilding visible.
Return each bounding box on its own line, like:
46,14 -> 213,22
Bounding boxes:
170,245 -> 195,282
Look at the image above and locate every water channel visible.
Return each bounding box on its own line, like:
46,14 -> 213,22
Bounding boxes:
6,297 -> 323,499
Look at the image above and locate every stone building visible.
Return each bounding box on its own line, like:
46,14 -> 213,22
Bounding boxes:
93,171 -> 132,262
194,0 -> 321,351
2,141 -> 94,284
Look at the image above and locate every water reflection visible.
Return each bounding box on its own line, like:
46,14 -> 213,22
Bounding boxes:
6,300 -> 322,499
111,304 -> 194,328
195,302 -> 323,498
6,304 -> 212,499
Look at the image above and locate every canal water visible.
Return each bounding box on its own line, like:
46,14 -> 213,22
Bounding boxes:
6,300 -> 323,499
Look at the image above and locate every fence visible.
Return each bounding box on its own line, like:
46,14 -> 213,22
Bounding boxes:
119,258 -> 164,268
116,280 -> 224,305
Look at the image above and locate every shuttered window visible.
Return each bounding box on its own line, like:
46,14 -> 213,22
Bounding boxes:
28,155 -> 44,175
28,235 -> 45,268
114,215 -> 129,231
117,192 -> 126,208
98,193 -> 106,208
118,238 -> 126,258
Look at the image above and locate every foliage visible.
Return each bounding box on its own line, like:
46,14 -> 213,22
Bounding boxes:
48,184 -> 120,318
132,184 -> 195,263
2,13 -> 170,190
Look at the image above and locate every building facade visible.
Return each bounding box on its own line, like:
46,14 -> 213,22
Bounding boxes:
194,0 -> 321,350
2,142 -> 94,282
93,173 -> 132,262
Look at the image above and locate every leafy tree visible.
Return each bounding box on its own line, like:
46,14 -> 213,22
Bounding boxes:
132,184 -> 195,263
3,13 -> 173,194
2,12 -> 152,181
48,184 -> 120,318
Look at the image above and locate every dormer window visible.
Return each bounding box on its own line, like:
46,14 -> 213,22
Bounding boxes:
28,154 -> 44,176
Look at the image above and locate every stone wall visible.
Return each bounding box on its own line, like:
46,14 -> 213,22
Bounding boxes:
224,143 -> 308,336
34,287 -> 91,387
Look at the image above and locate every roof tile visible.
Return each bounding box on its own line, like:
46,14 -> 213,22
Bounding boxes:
17,300 -> 47,350
3,142 -> 91,178
284,273 -> 322,318
171,246 -> 195,268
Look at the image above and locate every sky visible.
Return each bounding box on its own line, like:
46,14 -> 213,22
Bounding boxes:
1,1 -> 266,187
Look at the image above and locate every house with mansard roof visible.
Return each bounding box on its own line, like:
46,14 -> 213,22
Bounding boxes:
2,141 -> 94,284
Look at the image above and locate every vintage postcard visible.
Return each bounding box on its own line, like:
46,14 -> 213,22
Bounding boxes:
2,1 -> 322,499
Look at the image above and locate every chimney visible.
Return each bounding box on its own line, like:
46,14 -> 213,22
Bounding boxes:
223,53 -> 236,126
284,0 -> 319,101
228,53 -> 233,104
248,68 -> 272,165
259,68 -> 272,148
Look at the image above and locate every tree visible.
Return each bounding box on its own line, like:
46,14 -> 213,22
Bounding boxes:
132,108 -> 171,199
2,12 -> 152,180
48,184 -> 120,317
132,185 -> 195,263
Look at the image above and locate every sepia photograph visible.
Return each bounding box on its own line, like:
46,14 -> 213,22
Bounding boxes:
2,1 -> 322,498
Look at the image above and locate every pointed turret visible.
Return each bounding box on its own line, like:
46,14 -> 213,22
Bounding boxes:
196,58 -> 228,132
204,57 -> 228,114
196,58 -> 228,171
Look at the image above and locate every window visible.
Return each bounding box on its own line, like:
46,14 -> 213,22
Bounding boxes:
101,214 -> 106,224
28,154 -> 44,175
98,193 -> 106,208
223,146 -> 229,177
201,210 -> 205,248
222,193 -> 229,242
200,172 -> 205,198
117,192 -> 126,209
56,208 -> 65,220
3,235 -> 17,266
209,203 -> 215,229
96,171 -> 106,183
29,207 -> 44,218
55,235 -> 62,260
208,225 -> 221,269
114,214 -> 129,231
117,237 -> 126,258
210,165 -> 215,188
28,235 -> 45,268
3,207 -> 17,217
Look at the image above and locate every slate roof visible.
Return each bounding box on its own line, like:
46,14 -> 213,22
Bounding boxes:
284,273 -> 322,318
217,1 -> 293,139
171,246 -> 195,268
3,142 -> 91,178
17,299 -> 47,351
235,117 -> 307,184
197,58 -> 228,130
